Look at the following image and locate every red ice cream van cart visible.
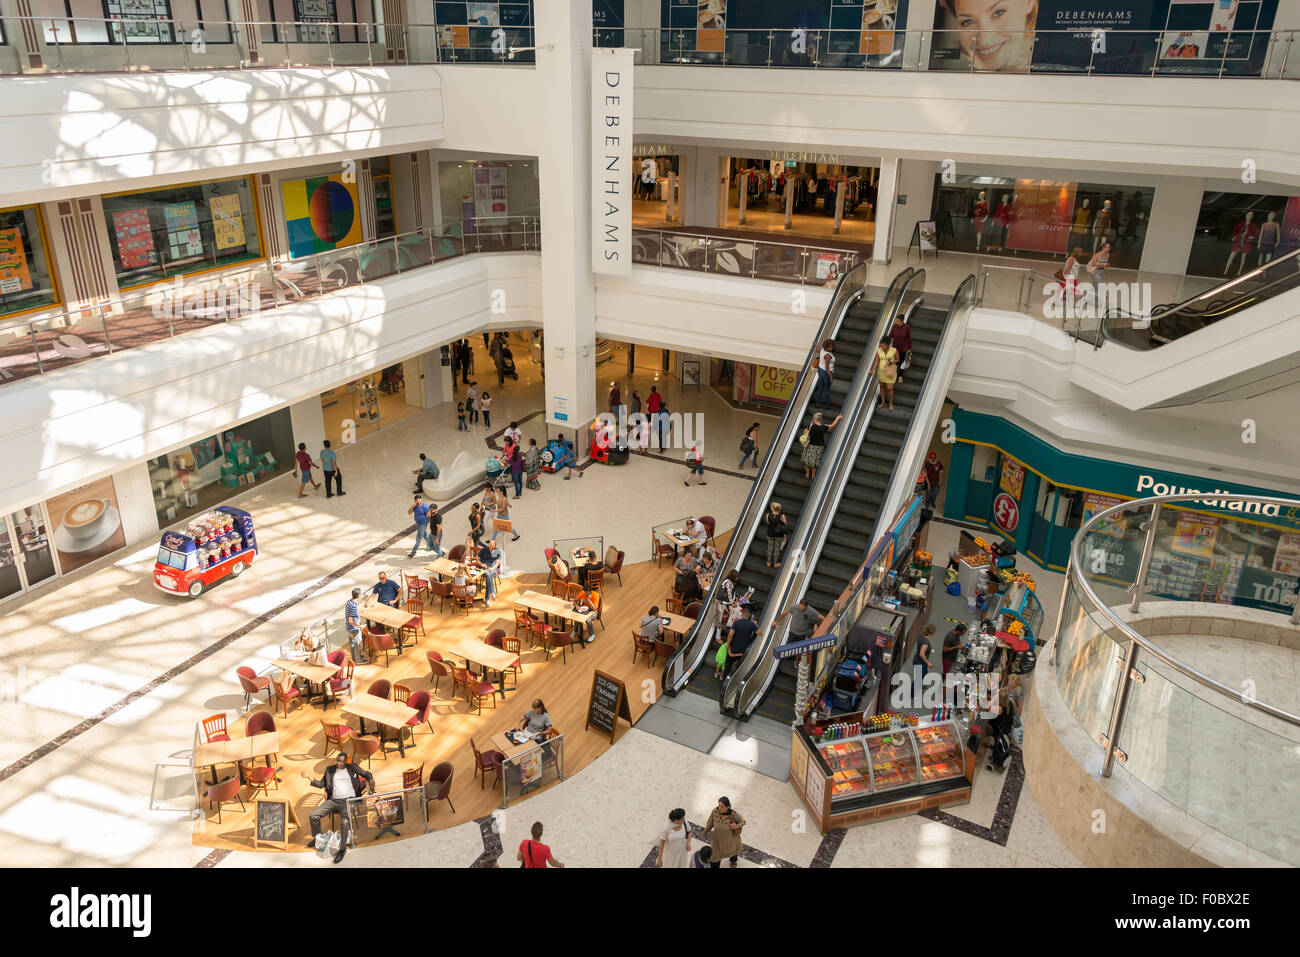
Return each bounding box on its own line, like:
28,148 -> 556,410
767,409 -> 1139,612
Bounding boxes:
153,505 -> 258,598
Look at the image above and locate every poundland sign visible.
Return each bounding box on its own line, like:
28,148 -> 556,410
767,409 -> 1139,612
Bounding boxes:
592,49 -> 632,276
1135,474 -> 1283,518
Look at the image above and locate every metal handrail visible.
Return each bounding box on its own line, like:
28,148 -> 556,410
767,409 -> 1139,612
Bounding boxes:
658,261 -> 876,696
636,227 -> 863,258
723,267 -> 923,718
1065,492 -> 1300,778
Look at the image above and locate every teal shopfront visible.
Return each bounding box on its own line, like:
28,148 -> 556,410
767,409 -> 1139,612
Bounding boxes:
940,410 -> 1300,615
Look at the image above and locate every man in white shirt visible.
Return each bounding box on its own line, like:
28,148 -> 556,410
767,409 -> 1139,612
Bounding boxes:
302,753 -> 374,862
687,518 -> 709,547
504,421 -> 522,447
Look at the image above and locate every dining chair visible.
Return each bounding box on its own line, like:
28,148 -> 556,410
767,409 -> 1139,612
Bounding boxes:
544,547 -> 559,586
403,691 -> 434,742
652,534 -> 675,567
235,667 -> 271,709
324,658 -> 354,706
367,679 -> 392,700
201,713 -> 230,743
450,665 -> 471,701
607,551 -> 625,587
451,584 -> 474,616
447,544 -> 466,564
370,630 -> 399,667
428,659 -> 452,695
549,579 -> 568,599
241,762 -> 279,798
469,739 -> 503,790
586,567 -> 605,595
698,515 -> 717,549
501,636 -> 523,687
321,720 -> 353,756
484,628 -> 506,649
467,678 -> 497,715
527,616 -> 553,651
271,674 -> 302,718
402,600 -> 427,643
665,595 -> 683,615
393,683 -> 413,705
429,580 -> 452,613
513,607 -> 538,643
245,710 -> 277,738
547,629 -> 573,665
653,639 -> 677,667
565,582 -> 584,602
203,776 -> 245,824
632,630 -> 656,666
403,571 -> 430,604
425,762 -> 456,816
351,734 -> 384,769
683,601 -> 702,620
402,761 -> 425,811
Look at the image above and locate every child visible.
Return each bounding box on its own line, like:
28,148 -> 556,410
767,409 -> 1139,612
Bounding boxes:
480,391 -> 493,429
712,638 -> 728,680
457,402 -> 468,431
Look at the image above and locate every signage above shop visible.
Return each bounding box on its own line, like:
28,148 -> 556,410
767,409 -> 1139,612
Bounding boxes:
592,49 -> 633,277
775,633 -> 839,660
632,144 -> 677,156
766,150 -> 848,165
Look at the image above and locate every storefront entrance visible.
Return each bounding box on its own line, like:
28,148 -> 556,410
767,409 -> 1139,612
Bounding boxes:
631,151 -> 684,229
321,366 -> 418,446
726,156 -> 878,245
0,506 -> 58,603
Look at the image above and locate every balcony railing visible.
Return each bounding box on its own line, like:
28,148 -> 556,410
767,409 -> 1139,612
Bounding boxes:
0,17 -> 1296,77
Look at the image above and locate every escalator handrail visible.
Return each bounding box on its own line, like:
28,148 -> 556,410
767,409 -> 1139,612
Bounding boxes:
721,267 -> 927,718
659,261 -> 884,695
789,273 -> 981,720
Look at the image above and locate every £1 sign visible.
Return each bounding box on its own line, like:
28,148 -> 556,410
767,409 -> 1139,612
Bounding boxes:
993,492 -> 1019,532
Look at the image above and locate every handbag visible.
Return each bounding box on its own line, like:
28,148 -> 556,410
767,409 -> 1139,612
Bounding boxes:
798,429 -> 809,447
884,361 -> 899,378
1052,267 -> 1065,282
740,437 -> 754,453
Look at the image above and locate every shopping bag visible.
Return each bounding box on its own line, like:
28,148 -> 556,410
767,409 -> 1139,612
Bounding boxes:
946,582 -> 961,596
315,831 -> 341,859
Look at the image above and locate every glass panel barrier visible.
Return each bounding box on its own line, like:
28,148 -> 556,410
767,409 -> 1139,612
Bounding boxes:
500,734 -> 566,807
1053,579 -> 1124,748
344,785 -> 428,846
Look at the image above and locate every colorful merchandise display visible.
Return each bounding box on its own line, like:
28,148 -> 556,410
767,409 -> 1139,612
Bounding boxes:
153,506 -> 257,598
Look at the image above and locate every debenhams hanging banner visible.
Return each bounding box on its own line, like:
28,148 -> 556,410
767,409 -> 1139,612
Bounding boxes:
592,48 -> 633,276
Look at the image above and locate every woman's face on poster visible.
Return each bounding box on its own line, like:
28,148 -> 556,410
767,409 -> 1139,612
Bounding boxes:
951,0 -> 1038,72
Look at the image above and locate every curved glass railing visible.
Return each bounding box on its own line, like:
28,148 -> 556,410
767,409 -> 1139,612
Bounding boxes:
1059,492 -> 1300,864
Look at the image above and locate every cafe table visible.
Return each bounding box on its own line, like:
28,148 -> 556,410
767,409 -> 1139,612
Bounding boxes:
656,527 -> 695,554
513,590 -> 597,629
341,696 -> 420,757
271,658 -> 340,709
424,557 -> 485,582
490,730 -> 544,761
361,599 -> 420,652
655,612 -> 696,642
444,637 -> 521,699
195,731 -> 280,785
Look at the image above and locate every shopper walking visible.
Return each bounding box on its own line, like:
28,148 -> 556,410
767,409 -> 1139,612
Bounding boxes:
517,821 -> 564,868
923,451 -> 944,509
560,433 -> 583,480
739,422 -> 761,469
469,502 -> 485,547
800,411 -> 842,480
608,381 -> 621,415
646,385 -> 663,417
490,334 -> 506,385
456,401 -> 468,431
302,753 -> 374,864
890,314 -> 913,381
294,443 -> 321,497
655,405 -> 672,453
459,339 -> 472,383
479,391 -> 493,429
493,487 -> 520,542
656,808 -> 693,868
875,337 -> 899,411
407,494 -> 436,558
631,390 -> 642,414
684,442 -> 707,486
427,502 -> 444,558
318,440 -> 345,498
466,382 -> 479,425
525,438 -> 542,490
703,797 -> 745,868
1087,240 -> 1112,318
762,501 -> 788,567
508,443 -> 525,499
345,587 -> 364,662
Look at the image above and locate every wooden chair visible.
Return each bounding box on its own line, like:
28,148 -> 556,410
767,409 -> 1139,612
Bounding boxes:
203,776 -> 245,823
665,595 -> 683,615
469,739 -> 503,790
242,762 -> 279,798
321,720 -> 353,756
402,761 -> 425,811
428,580 -> 452,613
502,636 -> 524,688
403,571 -> 430,604
401,600 -> 427,643
549,579 -> 568,599
451,584 -> 474,616
201,713 -> 230,743
565,582 -> 584,602
586,567 -> 605,595
271,673 -> 302,718
351,734 -> 384,768
632,630 -> 656,666
425,762 -> 456,816
467,678 -> 497,715
652,533 -> 674,567
323,658 -> 354,707
450,665 -> 471,701
528,616 -> 553,651
513,607 -> 536,638
393,682 -> 413,704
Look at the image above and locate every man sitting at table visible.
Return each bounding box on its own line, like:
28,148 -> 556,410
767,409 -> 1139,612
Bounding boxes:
687,518 -> 709,547
640,606 -> 664,641
575,550 -> 606,590
370,571 -> 400,608
302,752 -> 374,864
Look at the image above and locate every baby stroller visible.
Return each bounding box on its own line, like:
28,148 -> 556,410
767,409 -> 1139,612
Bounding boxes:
500,346 -> 518,381
484,454 -> 511,492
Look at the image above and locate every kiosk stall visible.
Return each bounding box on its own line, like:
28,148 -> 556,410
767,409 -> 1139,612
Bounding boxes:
153,506 -> 257,598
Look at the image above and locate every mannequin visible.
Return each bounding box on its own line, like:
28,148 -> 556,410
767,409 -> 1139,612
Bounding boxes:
990,193 -> 1013,252
1071,199 -> 1090,249
973,190 -> 989,250
1225,211 -> 1258,275
1092,200 -> 1112,252
1257,211 -> 1279,266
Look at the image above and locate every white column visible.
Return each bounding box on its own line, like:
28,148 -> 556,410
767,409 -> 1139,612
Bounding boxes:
873,156 -> 901,264
833,179 -> 846,233
113,462 -> 160,545
537,1 -> 596,434
903,0 -> 938,70
1140,175 -> 1205,275
891,159 -> 938,250
715,154 -> 730,227
288,396 -> 327,462
737,171 -> 749,224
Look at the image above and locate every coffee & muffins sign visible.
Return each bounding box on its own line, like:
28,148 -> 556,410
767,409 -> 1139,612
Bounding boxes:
46,477 -> 126,574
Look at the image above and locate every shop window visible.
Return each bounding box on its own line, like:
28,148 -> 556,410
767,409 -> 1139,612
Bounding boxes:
371,157 -> 396,240
103,0 -> 176,44
1185,190 -> 1297,278
435,2 -> 533,61
0,206 -> 60,318
932,174 -> 1154,271
148,409 -> 294,525
102,177 -> 262,289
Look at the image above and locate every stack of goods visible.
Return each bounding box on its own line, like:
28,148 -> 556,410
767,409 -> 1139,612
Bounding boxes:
219,434 -> 273,489
914,725 -> 963,781
187,511 -> 246,568
821,740 -> 870,798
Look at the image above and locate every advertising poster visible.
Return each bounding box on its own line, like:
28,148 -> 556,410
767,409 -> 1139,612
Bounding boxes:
918,220 -> 938,250
999,456 -> 1026,499
593,0 -> 624,45
1171,511 -> 1219,559
815,252 -> 842,279
1006,181 -> 1075,255
467,2 -> 499,26
1082,492 -> 1128,538
753,364 -> 798,403
473,164 -> 508,220
45,477 -> 127,575
0,227 -> 33,292
733,361 -> 752,403
859,0 -> 900,54
112,207 -> 155,269
209,193 -> 245,252
281,175 -> 362,258
1272,532 -> 1300,576
697,0 -> 727,52
163,201 -> 203,260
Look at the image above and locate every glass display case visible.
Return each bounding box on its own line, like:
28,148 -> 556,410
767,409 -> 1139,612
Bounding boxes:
865,729 -> 919,793
815,719 -> 968,807
913,722 -> 966,784
822,739 -> 871,800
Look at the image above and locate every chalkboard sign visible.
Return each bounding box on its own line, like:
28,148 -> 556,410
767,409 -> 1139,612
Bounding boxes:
585,669 -> 631,743
253,798 -> 293,849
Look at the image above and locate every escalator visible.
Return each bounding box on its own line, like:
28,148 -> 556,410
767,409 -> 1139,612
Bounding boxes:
1103,246 -> 1300,349
680,282 -> 884,705
724,275 -> 979,722
660,263 -> 917,701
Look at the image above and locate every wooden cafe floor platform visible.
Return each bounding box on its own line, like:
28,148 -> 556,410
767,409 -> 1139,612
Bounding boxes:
191,545 -> 708,853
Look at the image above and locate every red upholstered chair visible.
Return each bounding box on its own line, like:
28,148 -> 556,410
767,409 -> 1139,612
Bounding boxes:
528,616 -> 553,650
204,776 -> 244,823
467,678 -> 497,715
607,550 -> 625,587
402,691 -> 434,747
241,762 -> 279,798
698,515 -> 717,549
236,667 -> 271,709
652,534 -> 675,567
369,629 -> 399,667
469,739 -> 503,790
447,544 -> 466,563
428,659 -> 452,695
351,734 -> 384,768
246,710 -> 277,737
544,547 -> 559,585
401,599 -> 427,643
367,679 -> 392,700
321,719 -> 353,756
403,570 -> 430,604
683,601 -> 702,620
325,658 -> 354,706
547,629 -> 573,665
271,674 -> 301,718
429,580 -> 452,613
425,762 -> 456,816
653,639 -> 677,666
484,628 -> 507,648
202,713 -> 230,743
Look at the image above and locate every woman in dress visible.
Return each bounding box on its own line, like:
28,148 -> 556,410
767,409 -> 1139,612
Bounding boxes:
493,487 -> 519,542
656,808 -> 692,868
468,502 -> 485,547
525,438 -> 542,490
800,411 -> 842,480
876,337 -> 899,411
703,796 -> 745,868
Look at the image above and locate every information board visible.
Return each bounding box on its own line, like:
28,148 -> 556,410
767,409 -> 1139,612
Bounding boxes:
585,669 -> 631,743
253,798 -> 293,849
